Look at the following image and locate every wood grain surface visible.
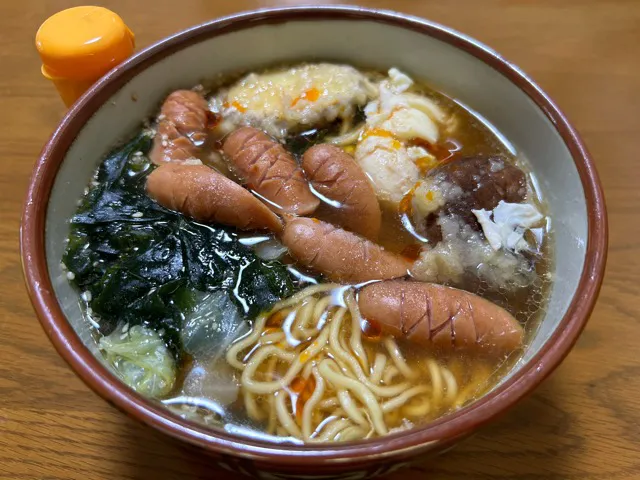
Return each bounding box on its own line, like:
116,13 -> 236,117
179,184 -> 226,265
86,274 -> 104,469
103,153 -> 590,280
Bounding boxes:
1,0 -> 638,478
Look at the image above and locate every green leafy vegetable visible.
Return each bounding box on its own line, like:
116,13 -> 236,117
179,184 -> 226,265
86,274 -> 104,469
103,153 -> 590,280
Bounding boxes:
100,324 -> 177,398
63,130 -> 298,361
181,291 -> 248,361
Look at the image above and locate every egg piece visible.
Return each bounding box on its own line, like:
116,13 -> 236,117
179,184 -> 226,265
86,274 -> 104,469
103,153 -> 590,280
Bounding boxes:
410,179 -> 446,218
354,135 -> 420,204
472,201 -> 545,252
380,107 -> 439,144
365,73 -> 445,143
355,68 -> 447,205
211,63 -> 376,139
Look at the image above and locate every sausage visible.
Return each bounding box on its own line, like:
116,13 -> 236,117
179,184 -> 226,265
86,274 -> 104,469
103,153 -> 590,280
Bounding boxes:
223,127 -> 319,215
358,280 -> 523,354
150,90 -> 209,165
280,217 -> 410,283
146,163 -> 282,232
302,144 -> 381,239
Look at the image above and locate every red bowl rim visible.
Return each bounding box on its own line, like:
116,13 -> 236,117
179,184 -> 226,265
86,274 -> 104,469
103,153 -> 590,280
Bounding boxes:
20,5 -> 607,467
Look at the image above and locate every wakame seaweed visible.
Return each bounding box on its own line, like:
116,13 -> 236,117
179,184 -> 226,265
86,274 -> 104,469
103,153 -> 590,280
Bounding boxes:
63,130 -> 297,358
284,105 -> 366,157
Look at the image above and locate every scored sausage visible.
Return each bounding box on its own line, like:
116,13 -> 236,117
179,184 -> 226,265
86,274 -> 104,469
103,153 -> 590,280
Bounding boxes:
146,163 -> 282,232
280,217 -> 410,283
150,90 -> 209,165
223,127 -> 319,215
302,144 -> 381,239
358,280 -> 523,354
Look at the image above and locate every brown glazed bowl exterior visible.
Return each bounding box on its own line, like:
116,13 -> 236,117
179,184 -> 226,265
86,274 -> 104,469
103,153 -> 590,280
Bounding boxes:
20,6 -> 607,479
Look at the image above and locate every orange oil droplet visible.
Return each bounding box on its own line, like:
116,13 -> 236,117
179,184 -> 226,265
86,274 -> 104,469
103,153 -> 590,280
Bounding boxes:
362,319 -> 382,340
266,310 -> 287,328
401,244 -> 423,261
291,87 -> 321,107
415,156 -> 437,175
294,376 -> 316,422
399,185 -> 417,216
300,351 -> 310,363
362,128 -> 395,140
231,100 -> 247,113
290,376 -> 306,394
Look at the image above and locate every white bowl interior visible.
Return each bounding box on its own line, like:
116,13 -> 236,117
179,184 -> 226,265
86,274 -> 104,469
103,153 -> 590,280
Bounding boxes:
45,17 -> 587,384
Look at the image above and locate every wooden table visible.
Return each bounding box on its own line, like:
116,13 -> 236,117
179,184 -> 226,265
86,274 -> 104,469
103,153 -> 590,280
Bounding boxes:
1,1 -> 637,478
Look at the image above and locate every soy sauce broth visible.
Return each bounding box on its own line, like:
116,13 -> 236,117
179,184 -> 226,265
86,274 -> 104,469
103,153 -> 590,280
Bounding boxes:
65,63 -> 553,443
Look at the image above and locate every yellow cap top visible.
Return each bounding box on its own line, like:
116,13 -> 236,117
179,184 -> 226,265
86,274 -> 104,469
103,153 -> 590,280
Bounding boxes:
36,6 -> 134,80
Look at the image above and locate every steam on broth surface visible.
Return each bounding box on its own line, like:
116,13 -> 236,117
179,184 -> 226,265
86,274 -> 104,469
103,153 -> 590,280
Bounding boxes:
63,63 -> 552,443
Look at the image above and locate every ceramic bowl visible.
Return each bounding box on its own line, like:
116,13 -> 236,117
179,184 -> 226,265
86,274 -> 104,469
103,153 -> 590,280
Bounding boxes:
21,6 -> 607,479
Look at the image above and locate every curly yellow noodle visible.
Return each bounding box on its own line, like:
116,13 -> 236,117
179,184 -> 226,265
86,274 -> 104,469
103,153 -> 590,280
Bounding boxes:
289,298 -> 315,341
275,392 -> 302,438
370,353 -> 387,384
328,308 -> 410,397
226,315 -> 267,369
266,394 -> 277,434
313,296 -> 332,327
242,346 -> 297,394
337,390 -> 369,427
273,283 -> 339,310
384,337 -> 418,380
258,331 -> 286,345
302,368 -> 325,440
244,391 -> 263,421
319,397 -> 339,410
427,359 -> 443,407
314,418 -> 353,442
318,360 -> 387,436
441,366 -> 458,403
381,386 -> 431,413
226,284 -> 505,443
335,425 -> 369,441
301,359 -> 315,379
382,365 -> 400,385
345,291 -> 369,371
402,398 -> 432,417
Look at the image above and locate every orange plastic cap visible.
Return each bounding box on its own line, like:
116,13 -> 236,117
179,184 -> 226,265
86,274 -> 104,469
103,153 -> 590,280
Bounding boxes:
36,6 -> 134,81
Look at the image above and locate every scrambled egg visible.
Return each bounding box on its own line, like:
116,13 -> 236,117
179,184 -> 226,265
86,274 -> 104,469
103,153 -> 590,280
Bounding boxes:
356,135 -> 420,204
472,201 -> 544,252
354,68 -> 447,205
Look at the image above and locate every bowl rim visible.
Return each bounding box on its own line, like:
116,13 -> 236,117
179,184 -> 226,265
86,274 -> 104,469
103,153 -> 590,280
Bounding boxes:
21,5 -> 608,467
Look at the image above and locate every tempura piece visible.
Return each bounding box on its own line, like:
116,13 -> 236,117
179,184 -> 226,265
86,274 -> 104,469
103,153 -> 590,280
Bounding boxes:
211,63 -> 376,139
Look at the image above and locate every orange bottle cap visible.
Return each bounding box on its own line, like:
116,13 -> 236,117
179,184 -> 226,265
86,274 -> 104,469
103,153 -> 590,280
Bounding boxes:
36,6 -> 134,81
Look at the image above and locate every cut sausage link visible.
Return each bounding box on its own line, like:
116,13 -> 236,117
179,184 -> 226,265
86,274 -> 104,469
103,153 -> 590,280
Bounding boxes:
224,127 -> 319,215
280,217 -> 409,283
150,90 -> 209,165
358,280 -> 523,355
302,144 -> 381,239
146,163 -> 282,232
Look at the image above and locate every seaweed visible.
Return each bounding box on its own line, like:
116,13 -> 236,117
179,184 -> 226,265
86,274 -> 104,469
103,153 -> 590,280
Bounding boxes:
284,105 -> 366,157
285,127 -> 331,157
63,130 -> 297,358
